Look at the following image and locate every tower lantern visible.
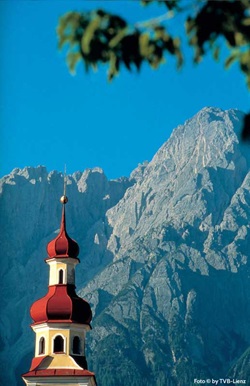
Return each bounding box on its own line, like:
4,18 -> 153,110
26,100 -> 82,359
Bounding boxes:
22,192 -> 97,386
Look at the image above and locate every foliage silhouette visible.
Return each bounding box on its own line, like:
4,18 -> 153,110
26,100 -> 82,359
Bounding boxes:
57,0 -> 250,140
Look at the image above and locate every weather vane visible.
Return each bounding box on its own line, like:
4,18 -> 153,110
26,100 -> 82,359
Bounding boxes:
60,164 -> 68,204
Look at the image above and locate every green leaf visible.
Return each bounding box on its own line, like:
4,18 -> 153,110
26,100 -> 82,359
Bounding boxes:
81,17 -> 101,55
234,32 -> 246,46
185,18 -> 196,34
67,52 -> 82,74
242,17 -> 250,26
109,28 -> 128,48
213,46 -> 220,61
108,52 -> 119,81
139,33 -> 153,57
224,52 -> 239,69
247,75 -> 250,89
154,26 -> 165,39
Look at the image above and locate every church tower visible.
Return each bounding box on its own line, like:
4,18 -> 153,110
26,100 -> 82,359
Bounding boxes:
22,193 -> 97,386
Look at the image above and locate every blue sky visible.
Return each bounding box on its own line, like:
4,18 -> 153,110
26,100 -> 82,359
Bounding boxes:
1,0 -> 249,179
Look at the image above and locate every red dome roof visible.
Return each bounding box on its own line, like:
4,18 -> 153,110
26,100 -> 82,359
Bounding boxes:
30,285 -> 92,325
47,205 -> 79,259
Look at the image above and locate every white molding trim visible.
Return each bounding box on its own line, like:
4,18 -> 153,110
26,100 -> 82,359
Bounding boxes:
23,375 -> 96,385
32,322 -> 90,332
46,257 -> 79,265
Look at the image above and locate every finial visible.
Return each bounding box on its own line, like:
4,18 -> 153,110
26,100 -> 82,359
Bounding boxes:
60,164 -> 68,204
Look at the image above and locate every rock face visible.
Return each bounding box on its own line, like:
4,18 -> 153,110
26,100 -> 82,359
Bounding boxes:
1,107 -> 250,385
0,166 -> 133,385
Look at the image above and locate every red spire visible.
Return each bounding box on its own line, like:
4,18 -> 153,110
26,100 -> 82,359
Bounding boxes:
30,193 -> 92,326
46,196 -> 79,259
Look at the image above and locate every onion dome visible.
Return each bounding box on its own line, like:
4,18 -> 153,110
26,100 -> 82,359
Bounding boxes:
30,285 -> 92,325
47,195 -> 79,259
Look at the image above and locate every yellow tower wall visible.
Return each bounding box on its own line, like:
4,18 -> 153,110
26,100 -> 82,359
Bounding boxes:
32,323 -> 89,361
46,258 -> 78,286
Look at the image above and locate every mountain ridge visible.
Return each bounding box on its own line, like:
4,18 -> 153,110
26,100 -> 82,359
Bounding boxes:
1,107 -> 249,385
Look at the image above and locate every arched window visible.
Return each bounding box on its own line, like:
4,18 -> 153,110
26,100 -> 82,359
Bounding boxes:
58,269 -> 64,284
39,337 -> 45,355
73,336 -> 81,355
53,335 -> 64,353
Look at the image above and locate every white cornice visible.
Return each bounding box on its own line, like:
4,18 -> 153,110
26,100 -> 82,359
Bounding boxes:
32,323 -> 90,333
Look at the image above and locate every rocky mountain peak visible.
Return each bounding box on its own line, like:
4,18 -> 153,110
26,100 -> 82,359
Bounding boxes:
0,107 -> 249,385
